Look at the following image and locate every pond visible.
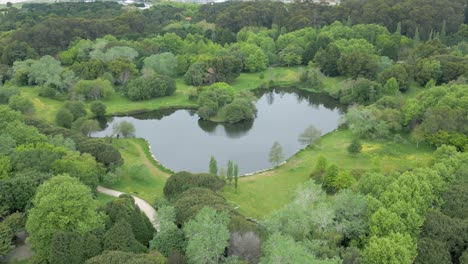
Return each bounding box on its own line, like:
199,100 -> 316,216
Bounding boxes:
93,88 -> 345,175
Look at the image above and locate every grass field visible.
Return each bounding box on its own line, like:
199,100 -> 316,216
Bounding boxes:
100,138 -> 170,204
222,129 -> 434,219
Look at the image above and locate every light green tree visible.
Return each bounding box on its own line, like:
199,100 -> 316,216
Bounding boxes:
362,233 -> 417,264
298,125 -> 322,146
209,156 -> 218,175
113,121 -> 136,138
144,52 -> 177,77
26,175 -> 104,259
184,207 -> 230,264
268,141 -> 284,166
383,77 -> 399,95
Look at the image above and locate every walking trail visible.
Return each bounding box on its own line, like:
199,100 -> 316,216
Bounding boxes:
97,186 -> 160,231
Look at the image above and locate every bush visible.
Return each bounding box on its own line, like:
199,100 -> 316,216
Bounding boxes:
163,171 -> 225,201
221,98 -> 256,123
347,139 -> 362,155
8,95 -> 35,115
173,188 -> 230,224
38,87 -> 57,98
55,108 -> 74,128
73,78 -> 114,101
0,86 -> 19,104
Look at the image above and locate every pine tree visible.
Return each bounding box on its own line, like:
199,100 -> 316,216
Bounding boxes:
227,160 -> 233,185
49,232 -> 84,264
233,164 -> 239,189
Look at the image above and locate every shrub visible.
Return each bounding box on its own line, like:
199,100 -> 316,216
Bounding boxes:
163,171 -> 225,200
347,139 -> 362,155
126,74 -> 176,101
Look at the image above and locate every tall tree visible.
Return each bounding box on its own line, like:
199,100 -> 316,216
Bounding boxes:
26,175 -> 104,259
298,125 -> 321,146
184,207 -> 230,264
268,141 -> 284,166
227,160 -> 233,185
209,156 -> 218,175
233,164 -> 239,189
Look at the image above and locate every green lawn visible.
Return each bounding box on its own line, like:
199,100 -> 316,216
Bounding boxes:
100,138 -> 170,204
222,129 -> 434,219
96,192 -> 115,206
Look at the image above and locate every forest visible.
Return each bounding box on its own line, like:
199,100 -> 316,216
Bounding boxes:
0,0 -> 467,263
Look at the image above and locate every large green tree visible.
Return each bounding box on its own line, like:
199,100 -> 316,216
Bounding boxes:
184,207 -> 230,264
26,175 -> 104,259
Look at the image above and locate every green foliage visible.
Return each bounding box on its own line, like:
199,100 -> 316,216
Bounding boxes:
347,139 -> 362,155
8,95 -> 35,115
314,44 -> 341,76
163,171 -> 225,201
197,82 -> 235,119
221,97 -> 257,123
268,141 -> 284,166
150,222 -> 185,257
174,188 -> 231,225
56,108 -> 74,128
383,77 -> 399,96
298,125 -> 322,146
184,207 -> 230,264
209,156 -> 218,175
362,233 -> 417,264
340,78 -> 383,105
73,78 -> 114,101
126,74 -> 176,101
52,152 -> 103,190
85,250 -> 164,264
49,231 -> 84,264
143,52 -> 177,77
0,86 -> 19,104
103,220 -> 147,253
184,62 -> 206,86
90,101 -> 107,117
26,175 -> 104,259
0,222 -> 13,258
73,118 -> 100,137
112,120 -> 135,138
10,143 -> 65,172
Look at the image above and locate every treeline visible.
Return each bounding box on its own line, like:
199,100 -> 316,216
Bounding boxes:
0,0 -> 467,58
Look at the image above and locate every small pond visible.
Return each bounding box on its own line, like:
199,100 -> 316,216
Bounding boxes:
93,88 -> 345,175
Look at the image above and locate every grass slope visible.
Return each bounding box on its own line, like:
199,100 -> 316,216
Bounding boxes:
222,129 -> 434,219
100,138 -> 170,204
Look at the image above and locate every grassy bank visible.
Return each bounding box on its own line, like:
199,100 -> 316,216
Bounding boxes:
100,138 -> 170,204
222,129 -> 434,219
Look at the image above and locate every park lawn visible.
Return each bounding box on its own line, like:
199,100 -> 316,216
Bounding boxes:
100,138 -> 170,204
96,192 -> 115,206
222,129 -> 434,219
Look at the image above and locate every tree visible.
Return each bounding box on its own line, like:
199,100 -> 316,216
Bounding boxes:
113,121 -> 135,138
103,220 -> 147,253
26,175 -> 104,259
269,141 -> 284,166
164,171 -> 225,201
298,125 -> 321,146
347,139 -> 362,155
362,233 -> 417,264
49,231 -> 84,264
76,119 -> 100,137
8,95 -> 35,115
184,207 -> 230,264
314,44 -> 341,76
73,78 -> 114,101
233,164 -> 239,189
0,222 -> 13,258
383,77 -> 399,96
63,101 -> 87,121
229,231 -> 261,264
90,101 -> 106,117
85,251 -> 164,264
221,98 -> 257,123
209,156 -> 218,175
184,62 -> 206,86
333,190 -> 368,241
227,160 -> 233,185
56,108 -> 74,128
144,52 -> 177,77
126,74 -> 176,101
311,156 -> 328,180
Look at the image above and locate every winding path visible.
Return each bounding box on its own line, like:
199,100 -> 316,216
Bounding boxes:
97,186 -> 160,231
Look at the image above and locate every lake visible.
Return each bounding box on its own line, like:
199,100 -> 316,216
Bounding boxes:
93,88 -> 345,175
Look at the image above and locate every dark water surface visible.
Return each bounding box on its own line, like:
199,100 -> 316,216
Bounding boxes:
93,88 -> 345,174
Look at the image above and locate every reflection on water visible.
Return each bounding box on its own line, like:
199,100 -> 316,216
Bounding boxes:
93,88 -> 345,174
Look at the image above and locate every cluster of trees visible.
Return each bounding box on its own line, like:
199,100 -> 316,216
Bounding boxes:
196,83 -> 257,123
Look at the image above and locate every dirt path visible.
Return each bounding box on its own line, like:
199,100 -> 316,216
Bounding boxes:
97,186 -> 160,231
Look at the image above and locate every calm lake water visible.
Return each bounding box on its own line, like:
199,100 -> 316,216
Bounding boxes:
93,88 -> 345,175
